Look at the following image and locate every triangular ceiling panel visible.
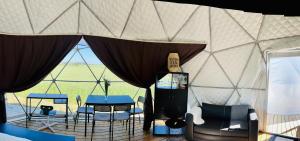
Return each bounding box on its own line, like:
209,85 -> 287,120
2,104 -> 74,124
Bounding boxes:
0,0 -> 32,34
226,9 -> 263,39
182,52 -> 210,82
192,87 -> 234,105
259,39 -> 281,52
121,0 -> 168,41
82,0 -> 134,37
154,1 -> 198,39
259,36 -> 300,52
173,6 -> 211,51
214,43 -> 255,85
238,46 -> 266,89
187,88 -> 201,108
25,0 -> 77,33
192,56 -> 233,87
237,89 -> 264,107
42,2 -> 78,34
211,8 -> 254,51
79,3 -> 113,37
225,90 -> 240,105
259,16 -> 300,40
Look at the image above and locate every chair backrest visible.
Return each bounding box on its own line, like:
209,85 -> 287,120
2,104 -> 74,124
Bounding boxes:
137,96 -> 145,107
76,95 -> 81,107
94,105 -> 111,112
114,105 -> 131,112
40,105 -> 53,115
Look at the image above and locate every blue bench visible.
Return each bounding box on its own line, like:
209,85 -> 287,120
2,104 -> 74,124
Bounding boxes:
0,123 -> 75,141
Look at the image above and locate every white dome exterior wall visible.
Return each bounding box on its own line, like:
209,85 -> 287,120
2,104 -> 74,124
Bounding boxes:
1,0 -> 300,131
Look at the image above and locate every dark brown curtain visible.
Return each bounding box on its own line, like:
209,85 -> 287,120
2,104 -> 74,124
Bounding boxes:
84,35 -> 206,130
0,34 -> 81,123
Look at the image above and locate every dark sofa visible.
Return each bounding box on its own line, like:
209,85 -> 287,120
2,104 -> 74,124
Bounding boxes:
185,103 -> 258,141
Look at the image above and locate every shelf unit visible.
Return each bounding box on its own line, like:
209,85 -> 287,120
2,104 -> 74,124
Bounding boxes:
153,72 -> 188,135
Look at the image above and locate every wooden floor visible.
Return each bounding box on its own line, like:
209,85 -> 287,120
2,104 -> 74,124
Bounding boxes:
8,116 -> 299,141
267,114 -> 300,138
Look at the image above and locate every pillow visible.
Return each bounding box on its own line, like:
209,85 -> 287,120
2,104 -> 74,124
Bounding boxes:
0,133 -> 31,141
202,103 -> 231,120
188,106 -> 204,125
231,105 -> 249,121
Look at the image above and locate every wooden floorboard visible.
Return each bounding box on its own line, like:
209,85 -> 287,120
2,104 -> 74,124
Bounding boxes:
8,117 -> 299,141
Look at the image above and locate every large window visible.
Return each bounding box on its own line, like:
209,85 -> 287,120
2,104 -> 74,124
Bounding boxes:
267,51 -> 300,138
5,38 -> 145,118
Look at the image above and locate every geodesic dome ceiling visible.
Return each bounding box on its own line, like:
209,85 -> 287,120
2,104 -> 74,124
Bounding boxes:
1,0 -> 300,130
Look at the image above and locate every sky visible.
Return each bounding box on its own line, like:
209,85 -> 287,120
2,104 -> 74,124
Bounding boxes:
61,38 -> 103,65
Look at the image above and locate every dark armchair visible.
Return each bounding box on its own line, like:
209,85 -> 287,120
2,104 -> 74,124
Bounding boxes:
185,103 -> 258,141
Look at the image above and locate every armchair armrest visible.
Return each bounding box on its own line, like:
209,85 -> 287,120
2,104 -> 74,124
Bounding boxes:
248,109 -> 258,141
185,113 -> 194,141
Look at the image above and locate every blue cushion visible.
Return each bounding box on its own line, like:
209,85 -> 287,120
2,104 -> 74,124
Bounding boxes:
77,107 -> 94,114
130,108 -> 143,114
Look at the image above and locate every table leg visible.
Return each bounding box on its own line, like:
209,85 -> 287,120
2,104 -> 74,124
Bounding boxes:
29,98 -> 31,120
111,110 -> 115,138
133,104 -> 135,135
128,112 -> 131,136
84,104 -> 87,136
66,98 -> 68,129
26,98 -> 28,128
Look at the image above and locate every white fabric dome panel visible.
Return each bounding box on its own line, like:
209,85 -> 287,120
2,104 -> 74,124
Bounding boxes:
226,9 -> 263,39
225,90 -> 240,105
0,0 -> 32,34
191,87 -> 234,105
259,16 -> 300,40
238,46 -> 266,89
25,0 -> 77,34
211,8 -> 254,51
82,0 -> 134,37
214,43 -> 255,85
121,0 -> 167,40
79,3 -> 113,37
42,2 -> 79,34
192,56 -> 233,87
238,89 -> 265,107
154,2 -> 198,39
182,52 -> 210,81
172,6 -> 211,51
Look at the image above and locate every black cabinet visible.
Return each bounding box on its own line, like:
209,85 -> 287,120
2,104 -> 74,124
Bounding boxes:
153,72 -> 188,135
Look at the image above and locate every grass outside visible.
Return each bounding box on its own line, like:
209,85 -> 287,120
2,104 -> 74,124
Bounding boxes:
5,64 -> 148,114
